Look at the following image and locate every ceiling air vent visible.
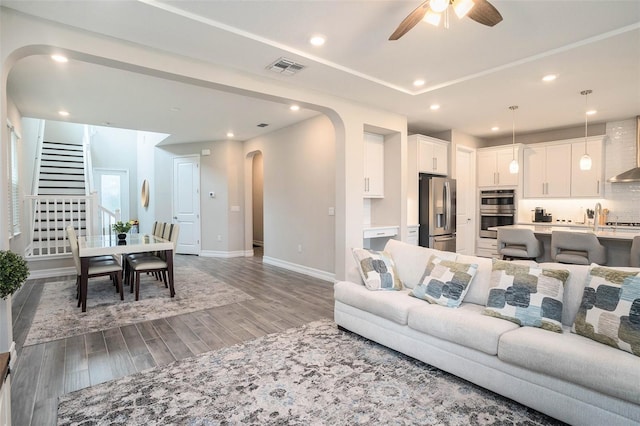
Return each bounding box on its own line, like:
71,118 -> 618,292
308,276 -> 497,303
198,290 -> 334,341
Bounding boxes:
266,57 -> 306,75
257,123 -> 269,128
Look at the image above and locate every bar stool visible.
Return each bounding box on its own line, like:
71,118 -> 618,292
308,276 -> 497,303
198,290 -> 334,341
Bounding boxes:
497,228 -> 543,261
550,231 -> 607,265
630,236 -> 640,267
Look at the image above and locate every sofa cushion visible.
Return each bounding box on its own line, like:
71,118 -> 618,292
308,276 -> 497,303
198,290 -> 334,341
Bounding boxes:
498,326 -> 640,405
352,248 -> 403,291
572,265 -> 640,357
483,260 -> 569,333
410,255 -> 478,308
408,303 -> 519,355
383,239 -> 457,289
334,281 -> 426,325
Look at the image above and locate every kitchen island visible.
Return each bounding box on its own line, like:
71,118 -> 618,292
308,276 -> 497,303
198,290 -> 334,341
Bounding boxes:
491,224 -> 639,266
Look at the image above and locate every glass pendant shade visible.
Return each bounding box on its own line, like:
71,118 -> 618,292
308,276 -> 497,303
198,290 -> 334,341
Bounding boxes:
509,159 -> 519,174
579,154 -> 592,171
508,105 -> 519,174
579,89 -> 593,171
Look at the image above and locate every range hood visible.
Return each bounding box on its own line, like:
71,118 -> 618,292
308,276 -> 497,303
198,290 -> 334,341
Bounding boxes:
609,116 -> 640,183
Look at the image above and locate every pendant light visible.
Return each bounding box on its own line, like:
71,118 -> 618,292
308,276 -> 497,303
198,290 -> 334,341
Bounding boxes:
579,89 -> 593,171
509,105 -> 519,174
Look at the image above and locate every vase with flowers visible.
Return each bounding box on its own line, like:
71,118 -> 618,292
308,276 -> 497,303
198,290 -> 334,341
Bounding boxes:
112,220 -> 133,241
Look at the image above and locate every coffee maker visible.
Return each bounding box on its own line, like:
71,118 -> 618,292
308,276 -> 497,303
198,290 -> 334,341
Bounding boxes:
534,207 -> 552,222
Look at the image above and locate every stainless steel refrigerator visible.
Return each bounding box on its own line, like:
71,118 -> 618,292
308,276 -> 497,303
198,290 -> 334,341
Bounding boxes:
419,174 -> 457,252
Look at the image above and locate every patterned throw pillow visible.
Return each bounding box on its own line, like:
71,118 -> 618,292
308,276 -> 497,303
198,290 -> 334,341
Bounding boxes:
572,266 -> 640,357
352,248 -> 403,291
410,255 -> 478,308
483,260 -> 569,333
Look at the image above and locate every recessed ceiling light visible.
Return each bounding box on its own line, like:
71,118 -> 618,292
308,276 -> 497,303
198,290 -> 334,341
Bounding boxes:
58,110 -> 70,117
226,132 -> 234,138
169,107 -> 181,112
542,74 -> 557,82
586,110 -> 597,115
413,79 -> 425,87
491,126 -> 499,131
430,104 -> 440,111
290,105 -> 300,111
309,35 -> 326,46
51,54 -> 68,63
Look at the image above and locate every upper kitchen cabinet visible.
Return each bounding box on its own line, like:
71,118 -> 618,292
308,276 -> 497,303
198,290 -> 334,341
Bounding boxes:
571,136 -> 604,197
364,132 -> 384,198
523,143 -> 571,197
410,135 -> 449,176
477,146 -> 520,187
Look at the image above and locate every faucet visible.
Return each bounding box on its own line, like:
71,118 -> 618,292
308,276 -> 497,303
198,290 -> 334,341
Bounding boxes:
594,202 -> 602,232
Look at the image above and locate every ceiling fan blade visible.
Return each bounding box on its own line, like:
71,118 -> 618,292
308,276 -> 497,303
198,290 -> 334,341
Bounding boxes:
389,1 -> 429,40
466,0 -> 503,27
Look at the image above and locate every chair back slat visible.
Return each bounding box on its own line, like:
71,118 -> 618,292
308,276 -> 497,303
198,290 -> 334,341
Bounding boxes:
66,225 -> 81,273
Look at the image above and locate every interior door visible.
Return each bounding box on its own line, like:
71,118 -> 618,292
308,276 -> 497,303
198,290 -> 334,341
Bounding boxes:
173,155 -> 201,255
455,146 -> 476,255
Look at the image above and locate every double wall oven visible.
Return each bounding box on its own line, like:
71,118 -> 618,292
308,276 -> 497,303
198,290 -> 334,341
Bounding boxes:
479,189 -> 516,238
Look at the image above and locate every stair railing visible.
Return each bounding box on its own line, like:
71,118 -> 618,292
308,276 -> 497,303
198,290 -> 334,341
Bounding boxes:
97,202 -> 121,237
24,194 -> 97,257
30,120 -> 46,195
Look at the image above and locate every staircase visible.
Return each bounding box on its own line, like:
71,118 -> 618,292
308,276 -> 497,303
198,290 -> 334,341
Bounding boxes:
37,140 -> 87,196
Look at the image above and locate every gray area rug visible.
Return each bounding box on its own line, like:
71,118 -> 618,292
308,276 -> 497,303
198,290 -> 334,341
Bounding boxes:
57,319 -> 562,425
24,266 -> 253,346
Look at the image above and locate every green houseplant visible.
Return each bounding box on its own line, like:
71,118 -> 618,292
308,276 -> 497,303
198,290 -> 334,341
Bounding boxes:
112,220 -> 133,234
0,250 -> 30,300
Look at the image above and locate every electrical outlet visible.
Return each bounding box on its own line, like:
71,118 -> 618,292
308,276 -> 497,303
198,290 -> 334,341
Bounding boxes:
217,235 -> 222,241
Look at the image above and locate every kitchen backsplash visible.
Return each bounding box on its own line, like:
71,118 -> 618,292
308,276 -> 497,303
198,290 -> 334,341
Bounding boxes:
518,117 -> 640,224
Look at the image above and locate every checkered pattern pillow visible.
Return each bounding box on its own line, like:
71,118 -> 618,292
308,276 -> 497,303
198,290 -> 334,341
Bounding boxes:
352,248 -> 403,291
483,260 -> 569,333
572,266 -> 640,357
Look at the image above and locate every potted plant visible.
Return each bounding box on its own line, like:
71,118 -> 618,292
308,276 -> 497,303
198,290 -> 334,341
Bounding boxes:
0,250 -> 30,300
112,220 -> 133,240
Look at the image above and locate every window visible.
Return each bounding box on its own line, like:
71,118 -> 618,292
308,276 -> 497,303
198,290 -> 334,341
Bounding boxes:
7,122 -> 21,237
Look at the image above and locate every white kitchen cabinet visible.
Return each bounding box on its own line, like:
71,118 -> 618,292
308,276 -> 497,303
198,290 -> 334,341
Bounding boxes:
523,144 -> 571,197
571,136 -> 604,197
364,132 -> 384,198
477,146 -> 519,187
411,135 -> 449,176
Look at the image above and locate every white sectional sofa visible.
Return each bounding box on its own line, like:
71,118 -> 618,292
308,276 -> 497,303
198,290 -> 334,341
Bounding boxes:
334,239 -> 640,426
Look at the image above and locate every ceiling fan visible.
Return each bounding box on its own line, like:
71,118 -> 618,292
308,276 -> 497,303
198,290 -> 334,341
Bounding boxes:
389,0 -> 503,40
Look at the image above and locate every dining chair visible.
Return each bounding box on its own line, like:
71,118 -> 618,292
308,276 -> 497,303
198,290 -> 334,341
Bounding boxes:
66,226 -> 124,307
126,223 -> 180,301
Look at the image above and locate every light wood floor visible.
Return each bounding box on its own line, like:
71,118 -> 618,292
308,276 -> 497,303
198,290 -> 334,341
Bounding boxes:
10,250 -> 335,425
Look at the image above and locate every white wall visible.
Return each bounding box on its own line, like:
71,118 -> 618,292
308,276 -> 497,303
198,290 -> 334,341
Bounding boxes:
244,114 -> 336,274
252,153 -> 264,245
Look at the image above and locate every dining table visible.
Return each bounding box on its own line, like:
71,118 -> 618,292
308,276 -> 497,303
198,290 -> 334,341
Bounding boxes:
78,233 -> 175,312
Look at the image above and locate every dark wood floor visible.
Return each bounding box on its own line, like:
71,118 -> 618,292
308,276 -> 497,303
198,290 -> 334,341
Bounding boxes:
10,250 -> 335,425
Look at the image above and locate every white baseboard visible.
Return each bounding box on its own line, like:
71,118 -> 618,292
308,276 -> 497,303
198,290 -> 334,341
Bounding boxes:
27,266 -> 76,280
262,256 -> 335,282
199,250 -> 254,258
252,240 -> 264,247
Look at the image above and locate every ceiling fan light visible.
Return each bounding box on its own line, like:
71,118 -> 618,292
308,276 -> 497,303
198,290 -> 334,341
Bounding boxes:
429,0 -> 449,13
580,154 -> 592,171
453,0 -> 475,18
509,159 -> 519,174
423,10 -> 442,26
